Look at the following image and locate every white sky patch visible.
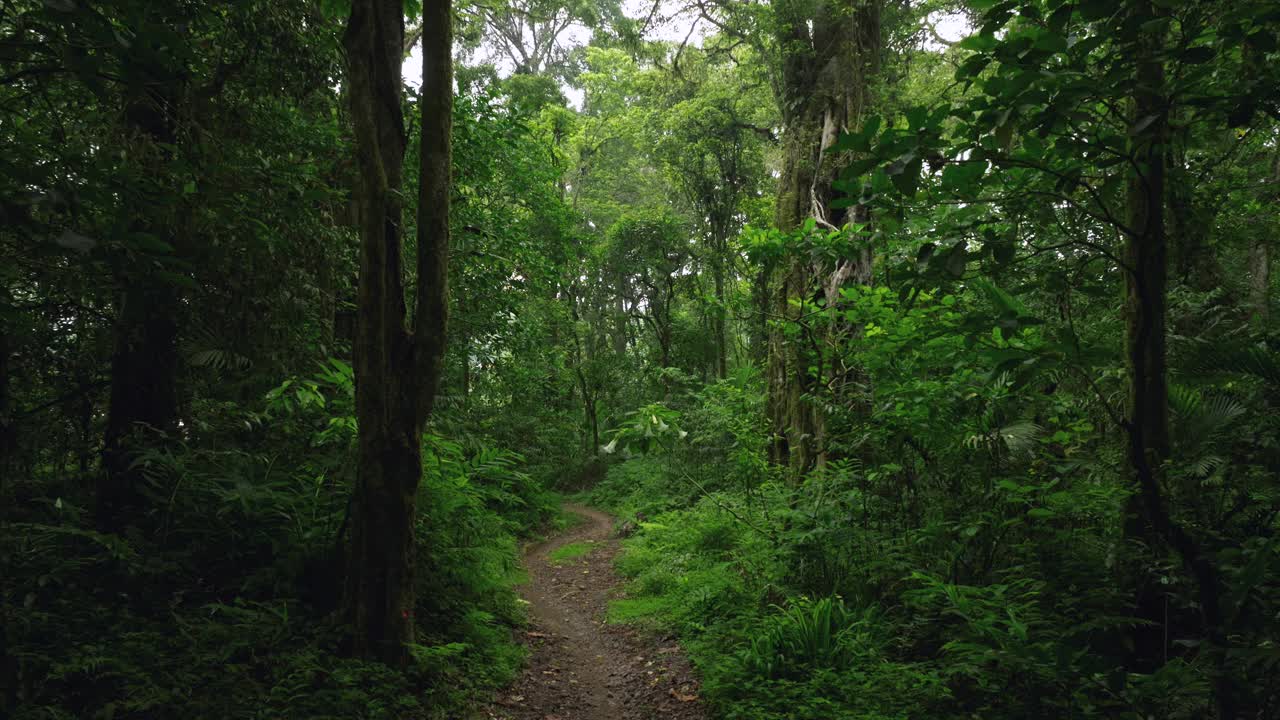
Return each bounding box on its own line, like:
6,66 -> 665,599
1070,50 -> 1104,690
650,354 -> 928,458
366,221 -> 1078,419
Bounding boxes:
924,11 -> 971,52
404,7 -> 967,103
403,0 -> 709,107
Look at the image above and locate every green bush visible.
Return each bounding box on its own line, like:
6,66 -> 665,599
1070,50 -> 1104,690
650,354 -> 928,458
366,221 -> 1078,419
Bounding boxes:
0,364 -> 553,719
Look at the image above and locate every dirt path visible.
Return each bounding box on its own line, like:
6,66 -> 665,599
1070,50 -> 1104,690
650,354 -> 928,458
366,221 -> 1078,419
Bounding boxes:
484,504 -> 705,720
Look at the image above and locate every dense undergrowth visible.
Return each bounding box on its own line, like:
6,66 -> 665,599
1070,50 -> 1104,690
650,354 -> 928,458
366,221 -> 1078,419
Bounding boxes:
589,287 -> 1280,720
1,361 -> 558,719
6,1 -> 1280,718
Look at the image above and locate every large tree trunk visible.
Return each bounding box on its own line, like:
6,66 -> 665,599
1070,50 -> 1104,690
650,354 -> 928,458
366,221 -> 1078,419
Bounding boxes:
1121,5 -> 1232,716
342,0 -> 452,666
100,282 -> 179,518
765,0 -> 880,478
99,72 -> 184,529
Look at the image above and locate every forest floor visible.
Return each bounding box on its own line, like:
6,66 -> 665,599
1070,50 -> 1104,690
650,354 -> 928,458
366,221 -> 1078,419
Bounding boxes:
482,504 -> 705,720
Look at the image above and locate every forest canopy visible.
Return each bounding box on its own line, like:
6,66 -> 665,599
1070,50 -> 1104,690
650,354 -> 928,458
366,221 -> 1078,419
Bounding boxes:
2,0 -> 1280,718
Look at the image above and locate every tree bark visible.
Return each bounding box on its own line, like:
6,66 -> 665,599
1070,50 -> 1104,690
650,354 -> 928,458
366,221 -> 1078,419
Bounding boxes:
569,283 -> 599,454
0,307 -> 13,488
712,254 -> 728,379
1250,151 -> 1278,326
1122,6 -> 1232,715
414,0 -> 453,419
342,0 -> 452,666
1250,240 -> 1271,326
765,0 -> 880,478
749,263 -> 770,369
99,67 -> 184,529
1166,123 -> 1223,292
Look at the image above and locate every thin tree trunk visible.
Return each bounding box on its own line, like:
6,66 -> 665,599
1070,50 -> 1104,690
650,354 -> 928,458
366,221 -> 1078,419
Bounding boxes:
413,0 -> 452,417
712,246 -> 728,380
569,285 -> 598,454
0,309 -> 13,488
1250,241 -> 1271,325
1167,122 -> 1222,292
613,276 -> 628,357
1250,151 -> 1278,325
750,263 -> 770,368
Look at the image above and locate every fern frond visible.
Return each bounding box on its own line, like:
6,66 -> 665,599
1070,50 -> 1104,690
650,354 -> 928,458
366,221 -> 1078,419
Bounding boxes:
1178,340 -> 1280,384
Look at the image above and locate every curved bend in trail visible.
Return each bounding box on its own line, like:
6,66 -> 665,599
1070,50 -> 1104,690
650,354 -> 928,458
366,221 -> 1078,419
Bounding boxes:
486,504 -> 705,720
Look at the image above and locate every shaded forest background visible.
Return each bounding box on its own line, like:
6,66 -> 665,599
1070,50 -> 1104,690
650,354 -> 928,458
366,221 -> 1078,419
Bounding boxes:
3,0 -> 1280,718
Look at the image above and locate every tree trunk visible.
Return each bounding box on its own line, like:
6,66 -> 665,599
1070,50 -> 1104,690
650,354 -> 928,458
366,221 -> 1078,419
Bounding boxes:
0,309 -> 13,488
613,276 -> 629,357
1250,151 -> 1278,326
750,263 -> 770,368
765,0 -> 880,478
342,0 -> 452,666
98,57 -> 185,529
413,0 -> 453,419
1250,240 -> 1271,326
569,285 -> 598,454
712,256 -> 728,379
1167,123 -> 1223,293
1122,6 -> 1232,716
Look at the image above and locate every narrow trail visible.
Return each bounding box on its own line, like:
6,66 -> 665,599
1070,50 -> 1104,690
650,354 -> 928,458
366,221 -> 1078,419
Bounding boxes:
485,504 -> 705,720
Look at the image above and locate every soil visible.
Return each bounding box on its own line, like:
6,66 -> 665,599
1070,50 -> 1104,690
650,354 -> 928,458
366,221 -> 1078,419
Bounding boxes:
481,504 -> 706,720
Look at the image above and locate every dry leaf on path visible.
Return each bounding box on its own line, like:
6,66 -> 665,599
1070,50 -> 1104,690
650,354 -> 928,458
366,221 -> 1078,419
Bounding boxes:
670,688 -> 699,702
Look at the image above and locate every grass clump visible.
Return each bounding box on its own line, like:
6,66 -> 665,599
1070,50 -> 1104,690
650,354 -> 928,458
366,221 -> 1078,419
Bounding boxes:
548,541 -> 595,564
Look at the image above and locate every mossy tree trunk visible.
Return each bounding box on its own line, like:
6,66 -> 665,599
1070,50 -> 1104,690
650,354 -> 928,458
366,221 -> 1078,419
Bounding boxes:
766,0 -> 880,478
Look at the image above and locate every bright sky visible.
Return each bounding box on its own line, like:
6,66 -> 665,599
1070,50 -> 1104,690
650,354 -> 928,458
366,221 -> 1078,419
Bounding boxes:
403,3 -> 969,107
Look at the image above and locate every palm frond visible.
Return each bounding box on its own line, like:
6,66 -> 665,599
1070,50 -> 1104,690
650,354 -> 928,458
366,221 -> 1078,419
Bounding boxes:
1177,340 -> 1280,385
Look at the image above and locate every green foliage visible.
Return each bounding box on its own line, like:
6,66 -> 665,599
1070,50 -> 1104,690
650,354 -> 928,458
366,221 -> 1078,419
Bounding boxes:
740,596 -> 870,679
599,255 -> 1279,718
548,541 -> 597,564
0,360 -> 551,718
5,0 -> 1280,718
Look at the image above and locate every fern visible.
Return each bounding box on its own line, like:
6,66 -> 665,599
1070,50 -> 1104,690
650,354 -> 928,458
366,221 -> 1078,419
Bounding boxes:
1177,339 -> 1280,384
964,419 -> 1043,458
1169,384 -> 1248,472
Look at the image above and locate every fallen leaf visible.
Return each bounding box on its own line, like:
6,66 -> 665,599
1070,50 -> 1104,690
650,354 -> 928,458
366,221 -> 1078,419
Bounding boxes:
670,688 -> 699,702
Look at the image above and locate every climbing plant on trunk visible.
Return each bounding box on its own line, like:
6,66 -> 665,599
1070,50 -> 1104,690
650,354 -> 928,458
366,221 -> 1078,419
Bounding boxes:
764,0 -> 882,476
